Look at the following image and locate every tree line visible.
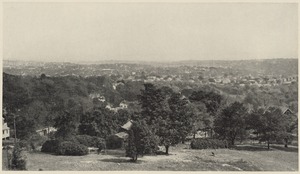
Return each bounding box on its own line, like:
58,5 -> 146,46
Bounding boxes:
3,73 -> 298,162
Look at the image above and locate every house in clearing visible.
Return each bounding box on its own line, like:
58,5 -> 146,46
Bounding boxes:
119,101 -> 128,109
2,117 -> 10,140
36,127 -> 57,137
113,120 -> 133,148
278,106 -> 294,116
121,120 -> 133,131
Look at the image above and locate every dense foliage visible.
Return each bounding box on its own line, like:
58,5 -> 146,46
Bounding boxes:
138,84 -> 196,154
106,135 -> 123,149
126,120 -> 158,161
56,141 -> 88,156
41,140 -> 60,153
3,72 -> 298,160
75,135 -> 105,148
246,107 -> 297,149
11,145 -> 27,170
214,102 -> 248,146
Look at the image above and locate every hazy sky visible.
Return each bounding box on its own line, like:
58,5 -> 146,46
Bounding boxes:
3,3 -> 298,62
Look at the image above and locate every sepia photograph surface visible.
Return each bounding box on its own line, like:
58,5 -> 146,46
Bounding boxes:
2,1 -> 298,172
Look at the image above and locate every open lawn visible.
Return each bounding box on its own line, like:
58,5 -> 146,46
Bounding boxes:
3,143 -> 298,171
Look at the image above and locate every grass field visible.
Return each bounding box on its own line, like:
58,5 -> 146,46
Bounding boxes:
2,143 -> 298,171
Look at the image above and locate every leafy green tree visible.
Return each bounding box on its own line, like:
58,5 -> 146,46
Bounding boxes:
93,108 -> 118,139
214,102 -> 248,146
139,83 -> 166,126
115,109 -> 131,127
138,84 -> 196,154
126,120 -> 158,161
78,112 -> 100,136
189,90 -> 222,115
168,93 -> 195,143
54,111 -> 77,141
126,129 -> 138,161
11,145 -> 27,170
189,90 -> 223,137
247,107 -> 295,149
13,113 -> 37,140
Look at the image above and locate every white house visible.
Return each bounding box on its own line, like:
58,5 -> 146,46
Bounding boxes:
2,118 -> 10,140
119,101 -> 128,109
36,127 -> 57,136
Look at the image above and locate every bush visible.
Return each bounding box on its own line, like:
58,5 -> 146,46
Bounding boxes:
17,140 -> 29,150
190,138 -> 228,149
41,140 -> 60,153
106,135 -> 123,149
11,145 -> 27,170
56,141 -> 88,156
75,135 -> 105,148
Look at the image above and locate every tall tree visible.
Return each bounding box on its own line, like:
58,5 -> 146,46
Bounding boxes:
214,102 -> 248,146
168,93 -> 195,143
247,107 -> 293,149
126,120 -> 158,161
54,111 -> 77,141
139,84 -> 196,154
189,90 -> 223,136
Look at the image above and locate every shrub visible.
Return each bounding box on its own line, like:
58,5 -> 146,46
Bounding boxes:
106,135 -> 123,149
11,145 -> 27,170
41,140 -> 60,153
75,135 -> 105,148
56,141 -> 88,156
190,138 -> 227,149
17,140 -> 29,150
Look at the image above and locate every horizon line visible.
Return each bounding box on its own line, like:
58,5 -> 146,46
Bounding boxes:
3,57 -> 298,64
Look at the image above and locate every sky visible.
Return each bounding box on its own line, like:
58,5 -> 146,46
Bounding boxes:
3,2 -> 298,62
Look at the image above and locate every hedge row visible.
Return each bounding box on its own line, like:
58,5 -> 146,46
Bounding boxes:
41,135 -> 108,156
190,138 -> 228,149
75,135 -> 105,149
56,141 -> 88,156
41,140 -> 60,153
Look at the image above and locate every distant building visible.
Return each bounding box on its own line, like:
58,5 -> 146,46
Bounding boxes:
279,106 -> 293,115
119,101 -> 128,109
99,96 -> 106,102
113,120 -> 133,149
36,127 -> 57,136
121,120 -> 133,131
2,118 -> 10,140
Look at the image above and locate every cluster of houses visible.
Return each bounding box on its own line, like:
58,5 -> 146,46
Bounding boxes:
89,92 -> 129,112
105,68 -> 297,88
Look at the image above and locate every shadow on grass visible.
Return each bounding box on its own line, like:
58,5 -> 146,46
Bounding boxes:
100,158 -> 143,164
233,144 -> 298,153
155,151 -> 168,155
233,145 -> 271,151
102,149 -> 126,157
270,146 -> 298,153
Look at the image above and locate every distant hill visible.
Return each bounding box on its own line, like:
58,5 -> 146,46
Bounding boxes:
173,58 -> 298,76
3,58 -> 298,76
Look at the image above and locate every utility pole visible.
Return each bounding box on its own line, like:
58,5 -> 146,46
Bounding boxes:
13,113 -> 17,145
13,109 -> 20,145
